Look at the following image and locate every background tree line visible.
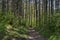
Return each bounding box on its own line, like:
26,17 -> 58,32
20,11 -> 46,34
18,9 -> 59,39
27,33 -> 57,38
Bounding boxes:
0,0 -> 60,40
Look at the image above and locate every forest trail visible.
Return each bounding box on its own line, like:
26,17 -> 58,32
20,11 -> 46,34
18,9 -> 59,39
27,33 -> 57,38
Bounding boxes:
26,27 -> 46,40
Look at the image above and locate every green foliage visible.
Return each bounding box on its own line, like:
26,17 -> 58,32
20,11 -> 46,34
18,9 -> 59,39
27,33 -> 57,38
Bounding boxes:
0,0 -> 60,40
0,10 -> 29,40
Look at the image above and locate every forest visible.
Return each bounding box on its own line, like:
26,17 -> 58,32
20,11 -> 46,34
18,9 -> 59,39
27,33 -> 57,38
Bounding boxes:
0,0 -> 60,40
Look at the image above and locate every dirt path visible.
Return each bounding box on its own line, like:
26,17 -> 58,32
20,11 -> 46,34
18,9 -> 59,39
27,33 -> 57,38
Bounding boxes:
26,28 -> 46,40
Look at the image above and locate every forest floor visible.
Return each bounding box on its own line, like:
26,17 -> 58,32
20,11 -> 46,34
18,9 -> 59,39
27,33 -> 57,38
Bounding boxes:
26,27 -> 46,40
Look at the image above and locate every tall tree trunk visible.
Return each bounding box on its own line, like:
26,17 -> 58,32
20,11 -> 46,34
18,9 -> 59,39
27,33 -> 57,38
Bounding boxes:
42,0 -> 47,27
43,0 -> 47,12
2,0 -> 6,14
39,0 -> 41,26
35,0 -> 38,26
51,0 -> 54,14
18,0 -> 23,17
